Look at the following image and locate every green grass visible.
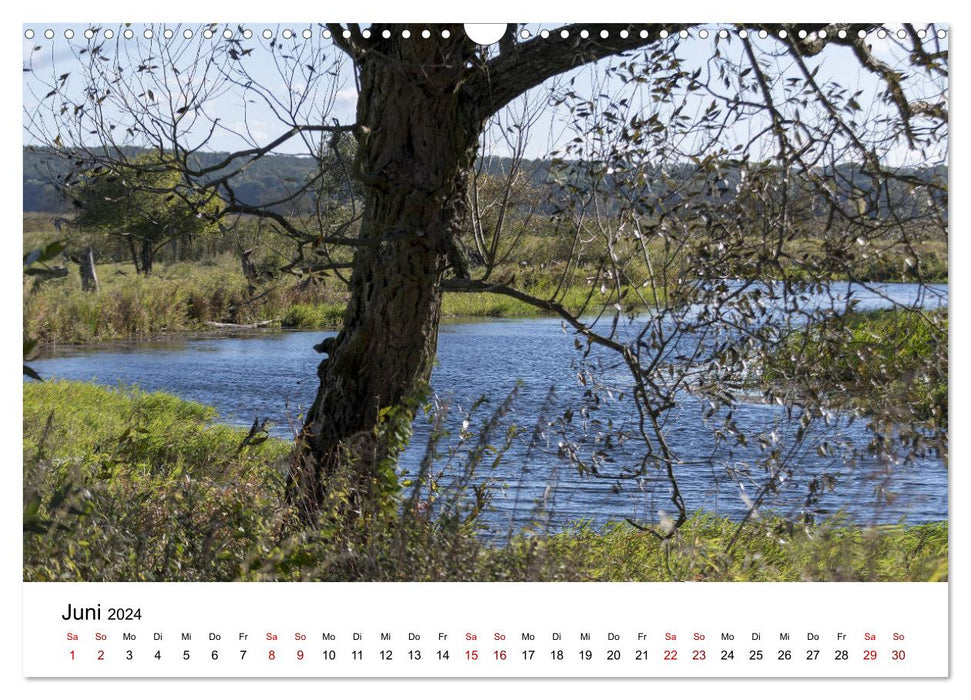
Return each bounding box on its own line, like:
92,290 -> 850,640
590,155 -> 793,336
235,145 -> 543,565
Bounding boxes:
280,302 -> 346,329
538,517 -> 947,582
23,380 -> 290,581
441,283 -> 638,318
24,380 -> 947,582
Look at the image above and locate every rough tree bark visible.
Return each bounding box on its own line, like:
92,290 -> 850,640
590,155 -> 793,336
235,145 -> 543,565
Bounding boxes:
288,27 -> 483,520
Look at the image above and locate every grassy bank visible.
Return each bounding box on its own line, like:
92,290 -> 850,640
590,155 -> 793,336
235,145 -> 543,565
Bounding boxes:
24,254 -> 637,344
24,255 -> 344,344
24,381 -> 947,582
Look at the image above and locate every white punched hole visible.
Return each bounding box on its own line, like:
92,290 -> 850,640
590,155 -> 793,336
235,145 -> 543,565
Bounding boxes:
464,24 -> 506,46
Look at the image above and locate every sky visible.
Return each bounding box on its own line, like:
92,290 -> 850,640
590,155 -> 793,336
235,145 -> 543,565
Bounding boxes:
21,22 -> 949,169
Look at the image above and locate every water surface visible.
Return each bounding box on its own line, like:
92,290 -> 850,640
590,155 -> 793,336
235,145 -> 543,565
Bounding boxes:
29,281 -> 948,532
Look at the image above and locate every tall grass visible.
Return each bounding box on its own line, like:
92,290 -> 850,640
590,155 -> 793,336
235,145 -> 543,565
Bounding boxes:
24,254 -> 650,343
24,255 -> 349,344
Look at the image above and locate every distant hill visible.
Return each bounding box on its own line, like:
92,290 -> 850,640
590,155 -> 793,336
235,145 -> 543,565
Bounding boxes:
23,146 -> 946,223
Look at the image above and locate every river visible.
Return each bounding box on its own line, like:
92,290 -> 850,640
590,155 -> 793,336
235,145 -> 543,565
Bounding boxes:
28,281 -> 948,534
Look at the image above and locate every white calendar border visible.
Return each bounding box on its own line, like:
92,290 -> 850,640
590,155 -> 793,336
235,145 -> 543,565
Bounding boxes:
6,0 -> 962,696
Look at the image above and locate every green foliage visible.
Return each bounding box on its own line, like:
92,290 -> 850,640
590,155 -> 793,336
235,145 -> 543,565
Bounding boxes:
535,516 -> 948,582
24,381 -> 947,582
25,146 -> 323,215
23,240 -> 66,271
67,154 -> 221,273
23,239 -> 69,380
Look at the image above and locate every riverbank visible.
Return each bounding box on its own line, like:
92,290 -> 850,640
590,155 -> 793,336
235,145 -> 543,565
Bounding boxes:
24,254 -> 637,345
24,209 -> 946,346
24,380 -> 948,582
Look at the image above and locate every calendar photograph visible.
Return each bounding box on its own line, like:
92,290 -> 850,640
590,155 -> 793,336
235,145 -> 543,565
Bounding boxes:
23,22 -> 948,592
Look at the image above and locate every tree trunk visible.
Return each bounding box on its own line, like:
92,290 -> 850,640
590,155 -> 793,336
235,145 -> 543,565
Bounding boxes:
288,30 -> 482,522
240,248 -> 258,293
125,234 -> 141,274
78,247 -> 99,292
140,239 -> 154,276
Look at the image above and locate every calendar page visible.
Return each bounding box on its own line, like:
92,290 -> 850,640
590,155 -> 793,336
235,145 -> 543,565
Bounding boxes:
17,1 -> 954,694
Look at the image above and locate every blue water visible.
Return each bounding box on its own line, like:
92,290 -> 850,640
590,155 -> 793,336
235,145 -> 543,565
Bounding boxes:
28,281 -> 948,533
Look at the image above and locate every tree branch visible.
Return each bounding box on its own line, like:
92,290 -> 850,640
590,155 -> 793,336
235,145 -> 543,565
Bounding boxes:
441,278 -> 627,354
474,23 -> 886,119
473,24 -> 696,117
183,123 -> 356,178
